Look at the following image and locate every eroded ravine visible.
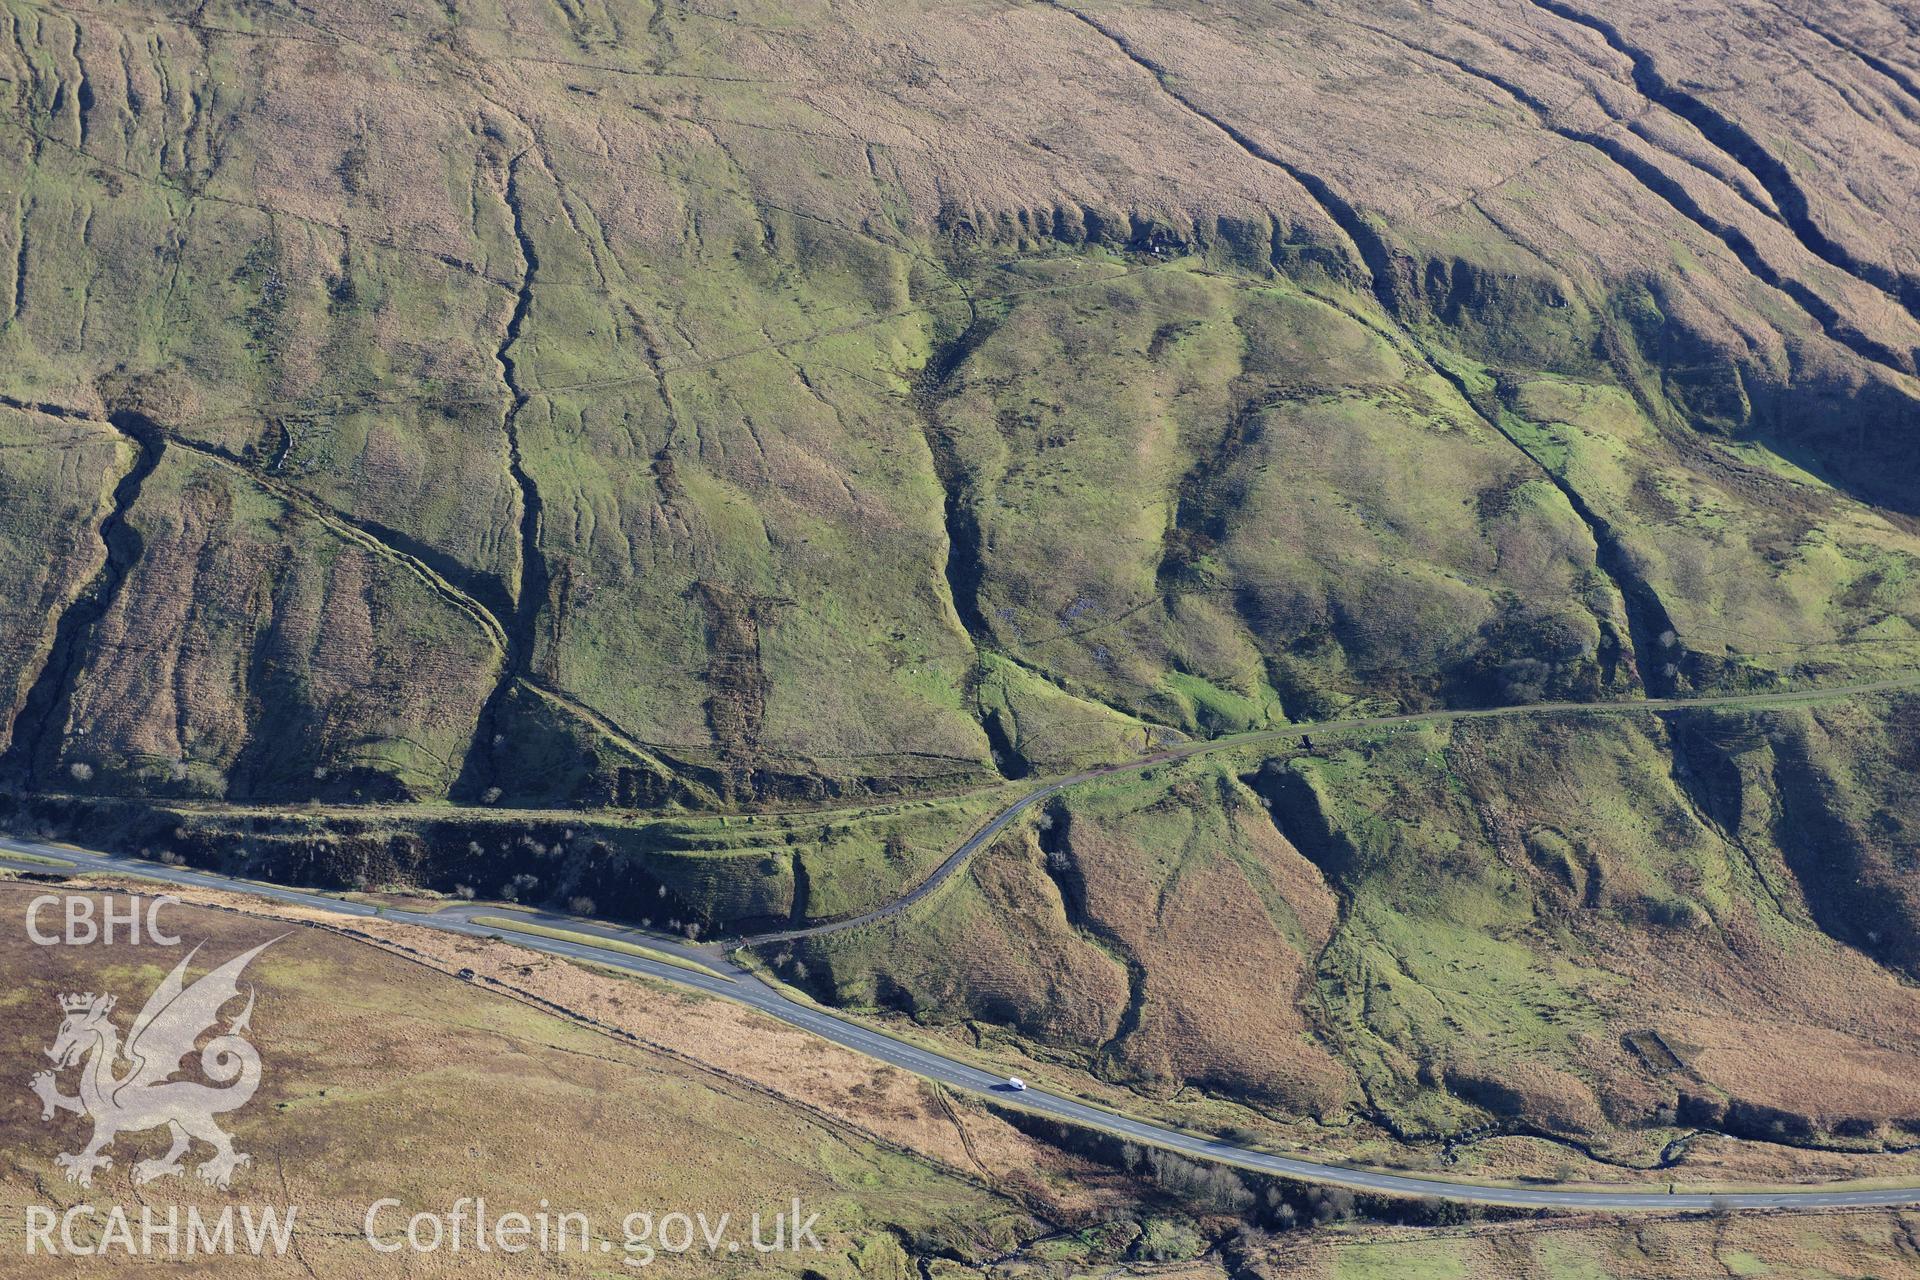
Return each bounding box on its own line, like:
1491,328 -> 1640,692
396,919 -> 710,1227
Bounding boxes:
0,410 -> 163,784
459,147 -> 553,798
1400,39 -> 1914,378
912,295 -> 1023,779
498,149 -> 551,673
1527,0 -> 1920,340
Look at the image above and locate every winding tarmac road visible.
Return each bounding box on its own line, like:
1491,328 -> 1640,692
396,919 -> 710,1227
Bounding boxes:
8,831 -> 1920,1213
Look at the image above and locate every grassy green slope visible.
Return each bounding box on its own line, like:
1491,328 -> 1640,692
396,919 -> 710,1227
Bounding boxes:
2,0 -> 1918,812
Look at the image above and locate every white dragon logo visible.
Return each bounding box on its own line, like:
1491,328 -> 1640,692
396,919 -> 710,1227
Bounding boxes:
28,939 -> 279,1189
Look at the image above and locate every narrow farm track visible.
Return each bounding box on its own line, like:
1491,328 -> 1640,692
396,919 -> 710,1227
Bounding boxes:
734,670 -> 1920,944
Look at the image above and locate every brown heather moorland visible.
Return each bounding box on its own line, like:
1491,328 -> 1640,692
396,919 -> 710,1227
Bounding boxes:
2,0 -> 1920,1269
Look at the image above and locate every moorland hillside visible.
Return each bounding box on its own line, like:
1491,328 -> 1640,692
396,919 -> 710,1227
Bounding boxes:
3,0 -> 1919,1173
